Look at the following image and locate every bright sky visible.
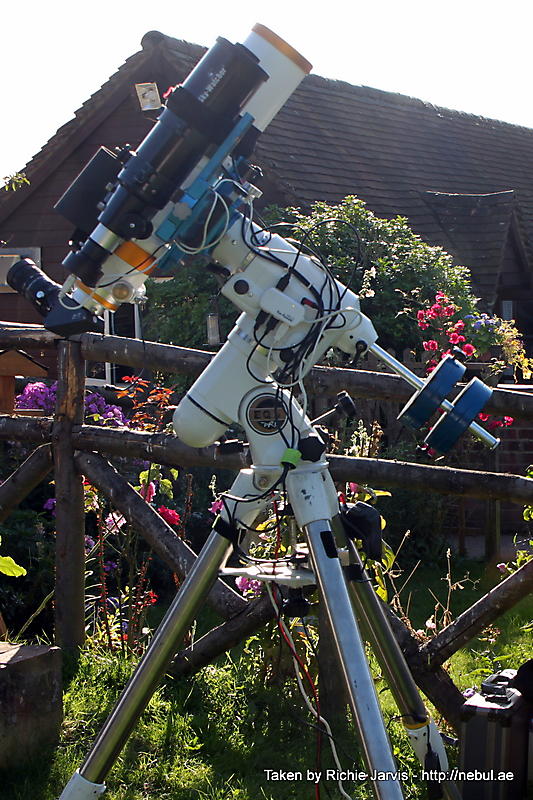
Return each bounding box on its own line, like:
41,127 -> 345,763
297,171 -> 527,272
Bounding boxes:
2,0 -> 533,183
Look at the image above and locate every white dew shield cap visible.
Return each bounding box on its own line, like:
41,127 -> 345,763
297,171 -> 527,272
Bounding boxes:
241,24 -> 312,131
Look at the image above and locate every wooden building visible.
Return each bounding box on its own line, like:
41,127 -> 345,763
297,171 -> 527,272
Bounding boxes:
1,31 -> 533,539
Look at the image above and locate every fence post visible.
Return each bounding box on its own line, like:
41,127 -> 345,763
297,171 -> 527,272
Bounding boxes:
53,341 -> 86,653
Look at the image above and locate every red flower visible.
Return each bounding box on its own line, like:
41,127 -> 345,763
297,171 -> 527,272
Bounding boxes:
140,481 -> 156,503
418,321 -> 430,330
454,320 -> 465,331
157,506 -> 181,525
417,311 -> 426,321
502,416 -> 514,427
442,305 -> 456,316
488,420 -> 503,430
478,412 -> 490,422
462,343 -> 476,356
423,340 -> 439,351
449,332 -> 461,344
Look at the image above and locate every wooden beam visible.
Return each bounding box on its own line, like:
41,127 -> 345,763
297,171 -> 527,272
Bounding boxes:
0,444 -> 53,523
382,605 -> 465,732
52,341 -> 86,653
1,417 -> 533,505
0,415 -> 52,442
73,450 -> 246,620
73,425 -> 533,505
420,557 -> 533,669
0,325 -> 531,420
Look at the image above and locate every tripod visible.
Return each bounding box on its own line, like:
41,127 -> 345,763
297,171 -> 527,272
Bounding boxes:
59,368 -> 463,800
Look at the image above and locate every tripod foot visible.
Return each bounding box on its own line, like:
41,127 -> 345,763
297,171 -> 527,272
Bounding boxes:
58,771 -> 106,799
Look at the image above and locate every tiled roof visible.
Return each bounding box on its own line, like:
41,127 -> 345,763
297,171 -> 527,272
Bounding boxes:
3,31 -> 533,290
253,73 -> 533,271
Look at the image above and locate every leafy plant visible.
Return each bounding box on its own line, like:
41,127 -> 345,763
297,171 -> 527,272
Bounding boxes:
2,172 -> 29,192
267,196 -> 479,354
0,535 -> 26,577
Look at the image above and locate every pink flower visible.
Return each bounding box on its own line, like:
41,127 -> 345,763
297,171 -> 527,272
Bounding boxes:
104,512 -> 127,531
462,343 -> 476,356
454,320 -> 465,331
503,416 -> 514,427
435,291 -> 447,301
456,335 -> 466,343
235,576 -> 262,597
488,420 -> 503,430
423,340 -> 439,351
140,481 -> 156,503
449,333 -> 461,344
442,305 -> 456,316
209,499 -> 224,515
417,311 -> 426,321
418,321 -> 430,330
157,506 -> 181,525
478,412 -> 490,422
430,304 -> 443,316
348,482 -> 359,495
496,563 -> 508,574
425,617 -> 437,630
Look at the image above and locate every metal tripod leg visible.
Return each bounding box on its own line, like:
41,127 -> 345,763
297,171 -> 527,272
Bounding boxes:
343,539 -> 462,800
59,530 -> 233,797
304,519 -> 405,800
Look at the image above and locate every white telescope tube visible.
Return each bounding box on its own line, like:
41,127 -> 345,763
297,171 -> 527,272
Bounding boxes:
241,24 -> 312,131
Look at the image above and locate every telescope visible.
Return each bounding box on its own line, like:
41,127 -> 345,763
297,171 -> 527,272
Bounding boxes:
8,24 -> 312,337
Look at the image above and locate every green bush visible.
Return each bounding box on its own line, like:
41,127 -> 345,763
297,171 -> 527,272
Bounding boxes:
143,196 -> 480,356
275,196 -> 479,353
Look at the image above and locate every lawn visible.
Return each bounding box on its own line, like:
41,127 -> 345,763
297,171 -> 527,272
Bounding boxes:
2,554 -> 532,800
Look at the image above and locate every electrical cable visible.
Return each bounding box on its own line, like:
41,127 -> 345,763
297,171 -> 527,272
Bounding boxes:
266,584 -> 355,800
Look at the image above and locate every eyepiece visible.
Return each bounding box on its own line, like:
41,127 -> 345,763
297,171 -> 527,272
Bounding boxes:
7,258 -> 61,316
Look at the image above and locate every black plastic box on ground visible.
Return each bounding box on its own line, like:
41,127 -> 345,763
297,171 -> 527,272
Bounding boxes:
459,669 -> 533,800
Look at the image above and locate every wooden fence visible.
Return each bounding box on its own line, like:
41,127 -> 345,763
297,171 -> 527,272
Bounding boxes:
0,323 -> 532,731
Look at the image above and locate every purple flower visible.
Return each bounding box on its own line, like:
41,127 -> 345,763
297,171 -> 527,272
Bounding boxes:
84,536 -> 95,551
43,497 -> 56,512
463,688 -> 476,698
235,576 -> 262,597
15,384 -> 127,427
496,563 -> 508,574
103,560 -> 118,573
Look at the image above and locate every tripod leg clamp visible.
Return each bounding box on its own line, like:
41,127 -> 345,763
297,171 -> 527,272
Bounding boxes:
58,771 -> 106,799
212,515 -> 239,546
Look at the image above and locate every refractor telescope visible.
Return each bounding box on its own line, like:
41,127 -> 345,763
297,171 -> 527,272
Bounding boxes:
8,24 -> 312,336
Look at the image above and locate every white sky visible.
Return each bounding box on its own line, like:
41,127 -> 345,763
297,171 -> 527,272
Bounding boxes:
2,0 -> 533,182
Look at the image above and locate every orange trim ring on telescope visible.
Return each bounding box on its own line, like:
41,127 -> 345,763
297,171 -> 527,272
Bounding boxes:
252,24 -> 313,74
114,241 -> 156,273
75,280 -> 120,311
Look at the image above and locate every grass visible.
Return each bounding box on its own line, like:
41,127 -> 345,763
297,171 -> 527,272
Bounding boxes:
2,554 -> 532,800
